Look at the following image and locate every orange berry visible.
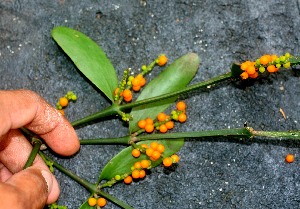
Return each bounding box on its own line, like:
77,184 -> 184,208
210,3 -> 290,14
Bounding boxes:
132,85 -> 141,92
171,154 -> 180,163
139,169 -> 146,178
123,89 -> 132,98
157,112 -> 167,122
151,150 -> 161,160
88,197 -> 97,207
163,157 -> 173,167
141,159 -> 150,169
134,161 -> 142,169
248,71 -> 258,79
285,154 -> 294,163
150,141 -> 159,150
159,124 -> 168,133
140,77 -> 146,87
131,77 -> 141,86
240,72 -> 249,79
260,55 -> 271,65
132,169 -> 140,179
156,144 -> 165,153
176,101 -> 186,111
59,97 -> 68,107
138,120 -> 147,129
145,124 -> 154,133
271,54 -> 278,61
132,149 -> 141,158
123,94 -> 132,102
178,113 -> 187,123
97,198 -> 107,207
145,118 -> 154,125
157,55 -> 168,66
240,61 -> 250,71
146,148 -> 154,157
246,65 -> 256,75
267,65 -> 277,73
165,121 -> 174,129
124,175 -> 132,184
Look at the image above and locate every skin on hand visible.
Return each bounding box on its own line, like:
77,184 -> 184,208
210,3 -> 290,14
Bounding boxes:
0,89 -> 80,209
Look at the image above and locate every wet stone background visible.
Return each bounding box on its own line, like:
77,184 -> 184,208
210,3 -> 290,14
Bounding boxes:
1,1 -> 300,208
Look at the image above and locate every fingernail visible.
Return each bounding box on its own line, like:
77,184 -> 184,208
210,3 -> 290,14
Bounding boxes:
41,170 -> 53,194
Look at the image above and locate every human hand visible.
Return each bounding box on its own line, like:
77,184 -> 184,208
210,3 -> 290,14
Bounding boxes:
0,90 -> 80,209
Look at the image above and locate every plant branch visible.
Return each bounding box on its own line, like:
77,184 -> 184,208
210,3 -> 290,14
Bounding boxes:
71,72 -> 233,127
39,151 -> 97,193
23,137 -> 42,169
80,136 -> 130,145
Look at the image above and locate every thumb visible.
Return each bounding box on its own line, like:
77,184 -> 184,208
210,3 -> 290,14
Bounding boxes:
0,168 -> 56,209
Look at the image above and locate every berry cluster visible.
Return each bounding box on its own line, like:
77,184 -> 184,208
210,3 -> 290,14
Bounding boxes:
124,141 -> 180,185
113,54 -> 168,104
88,197 -> 106,208
240,53 -> 292,79
137,101 -> 187,134
55,91 -> 77,115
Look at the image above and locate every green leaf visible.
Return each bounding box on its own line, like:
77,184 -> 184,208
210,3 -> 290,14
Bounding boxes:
129,53 -> 200,133
52,26 -> 118,101
79,200 -> 94,209
289,56 -> 300,65
230,63 -> 243,78
99,139 -> 184,181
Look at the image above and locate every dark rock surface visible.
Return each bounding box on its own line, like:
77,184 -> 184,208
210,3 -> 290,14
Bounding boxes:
1,1 -> 300,208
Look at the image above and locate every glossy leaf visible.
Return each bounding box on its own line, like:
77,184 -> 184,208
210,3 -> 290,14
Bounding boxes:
129,53 -> 200,133
52,26 -> 118,101
99,139 -> 184,181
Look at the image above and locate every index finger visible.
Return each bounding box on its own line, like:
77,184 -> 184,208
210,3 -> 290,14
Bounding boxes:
0,90 -> 80,156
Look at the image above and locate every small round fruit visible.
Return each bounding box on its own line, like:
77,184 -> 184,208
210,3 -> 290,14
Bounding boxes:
132,149 -> 141,158
97,198 -> 107,207
59,97 -> 68,107
88,197 -> 97,207
124,176 -> 132,184
285,154 -> 294,163
163,157 -> 173,167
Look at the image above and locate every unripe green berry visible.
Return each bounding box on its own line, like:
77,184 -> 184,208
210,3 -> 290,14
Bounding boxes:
259,66 -> 265,73
255,59 -> 261,65
142,65 -> 147,71
115,175 -> 121,181
283,62 -> 291,69
276,64 -> 281,69
128,76 -> 134,81
71,95 -> 77,100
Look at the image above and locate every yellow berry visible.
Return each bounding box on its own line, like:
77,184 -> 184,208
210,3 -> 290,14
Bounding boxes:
88,197 -> 97,207
171,154 -> 180,163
